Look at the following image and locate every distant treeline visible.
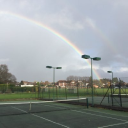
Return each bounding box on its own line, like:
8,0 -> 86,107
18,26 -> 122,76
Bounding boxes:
0,84 -> 38,93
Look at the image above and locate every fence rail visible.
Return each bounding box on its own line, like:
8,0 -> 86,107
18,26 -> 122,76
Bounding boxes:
0,83 -> 128,110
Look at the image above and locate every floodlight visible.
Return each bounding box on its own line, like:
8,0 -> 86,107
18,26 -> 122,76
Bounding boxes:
93,57 -> 101,61
81,55 -> 90,59
46,66 -> 52,68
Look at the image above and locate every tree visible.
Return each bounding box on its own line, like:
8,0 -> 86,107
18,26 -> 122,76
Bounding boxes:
87,76 -> 92,88
112,77 -> 118,84
0,64 -> 17,84
93,79 -> 102,87
67,75 -> 89,82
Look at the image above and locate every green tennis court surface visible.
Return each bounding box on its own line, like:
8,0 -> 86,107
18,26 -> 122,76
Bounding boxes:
0,98 -> 88,116
0,99 -> 128,128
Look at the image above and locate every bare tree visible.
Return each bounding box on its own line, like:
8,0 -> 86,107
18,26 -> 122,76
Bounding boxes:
0,64 -> 17,84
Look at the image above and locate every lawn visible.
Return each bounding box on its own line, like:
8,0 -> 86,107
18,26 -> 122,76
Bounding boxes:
0,87 -> 128,101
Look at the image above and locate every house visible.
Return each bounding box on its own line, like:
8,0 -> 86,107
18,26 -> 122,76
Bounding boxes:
20,81 -> 34,87
44,81 -> 50,85
57,80 -> 67,87
15,82 -> 20,86
70,80 -> 76,87
93,85 -> 99,88
78,81 -> 86,87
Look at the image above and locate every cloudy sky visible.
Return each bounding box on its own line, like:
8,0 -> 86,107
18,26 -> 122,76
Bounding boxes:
0,0 -> 128,82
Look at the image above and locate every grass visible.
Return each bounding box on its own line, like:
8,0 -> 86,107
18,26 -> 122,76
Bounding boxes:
0,87 -> 128,101
0,92 -> 38,100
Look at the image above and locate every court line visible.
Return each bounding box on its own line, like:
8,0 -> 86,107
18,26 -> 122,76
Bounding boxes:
72,110 -> 127,122
98,121 -> 128,128
11,106 -> 28,113
12,101 -> 127,122
12,102 -> 128,122
82,109 -> 128,118
12,106 -> 70,128
11,102 -> 127,127
32,114 -> 70,128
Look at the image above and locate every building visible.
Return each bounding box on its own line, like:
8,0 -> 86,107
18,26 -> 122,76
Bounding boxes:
20,81 -> 34,87
57,80 -> 67,87
70,80 -> 76,87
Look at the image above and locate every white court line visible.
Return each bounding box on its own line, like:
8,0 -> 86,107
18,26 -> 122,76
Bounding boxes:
82,109 -> 128,118
32,114 -> 70,128
12,106 -> 70,128
39,104 -> 128,120
98,121 -> 128,128
72,110 -> 127,122
11,106 -> 27,113
12,102 -> 127,122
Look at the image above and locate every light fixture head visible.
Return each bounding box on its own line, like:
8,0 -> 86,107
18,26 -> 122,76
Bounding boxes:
46,66 -> 52,68
81,54 -> 90,59
93,57 -> 101,61
107,71 -> 113,73
56,67 -> 62,69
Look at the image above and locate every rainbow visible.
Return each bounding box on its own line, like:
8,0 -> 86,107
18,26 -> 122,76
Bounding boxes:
92,27 -> 116,54
0,11 -> 101,79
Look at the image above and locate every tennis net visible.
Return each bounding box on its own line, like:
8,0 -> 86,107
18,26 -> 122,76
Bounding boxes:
0,98 -> 88,116
109,94 -> 128,106
110,94 -> 128,102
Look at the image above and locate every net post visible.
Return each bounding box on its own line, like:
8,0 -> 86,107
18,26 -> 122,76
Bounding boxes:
29,102 -> 31,111
86,98 -> 89,108
108,93 -> 109,103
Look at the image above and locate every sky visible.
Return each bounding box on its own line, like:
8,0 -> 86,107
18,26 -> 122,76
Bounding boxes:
0,0 -> 128,82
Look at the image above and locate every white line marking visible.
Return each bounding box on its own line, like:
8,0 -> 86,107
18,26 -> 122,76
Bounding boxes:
72,110 -> 127,122
12,106 -> 70,128
32,114 -> 70,128
98,121 -> 128,128
82,109 -> 128,118
11,106 -> 27,113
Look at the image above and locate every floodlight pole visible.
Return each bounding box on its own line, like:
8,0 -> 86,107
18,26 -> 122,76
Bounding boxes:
112,72 -> 113,93
53,67 -> 55,86
112,72 -> 113,84
53,67 -> 56,100
107,71 -> 114,93
46,66 -> 62,100
91,58 -> 94,106
81,55 -> 101,107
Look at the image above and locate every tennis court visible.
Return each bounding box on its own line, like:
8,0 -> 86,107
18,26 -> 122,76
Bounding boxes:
0,98 -> 128,128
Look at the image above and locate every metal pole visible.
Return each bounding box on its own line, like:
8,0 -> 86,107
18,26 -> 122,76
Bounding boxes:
77,83 -> 79,100
65,84 -> 67,99
53,68 -> 55,100
119,78 -> 122,107
49,87 -> 50,100
55,69 -> 58,100
110,80 -> 113,106
112,72 -> 114,93
91,58 -> 94,106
